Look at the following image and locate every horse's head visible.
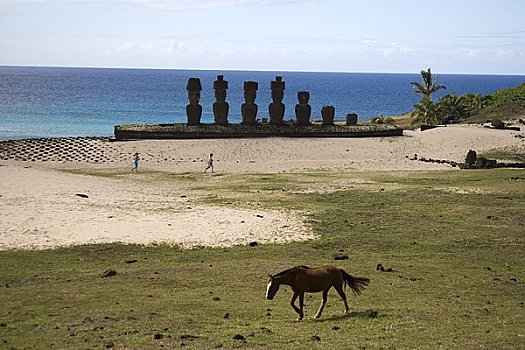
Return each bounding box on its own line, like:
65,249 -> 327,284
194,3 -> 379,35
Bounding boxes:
266,275 -> 280,300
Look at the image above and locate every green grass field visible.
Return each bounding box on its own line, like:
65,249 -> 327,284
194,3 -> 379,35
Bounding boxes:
1,169 -> 524,349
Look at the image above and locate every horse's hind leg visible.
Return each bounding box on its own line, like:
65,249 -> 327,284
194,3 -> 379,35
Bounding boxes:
314,288 -> 329,319
334,284 -> 350,315
290,292 -> 303,320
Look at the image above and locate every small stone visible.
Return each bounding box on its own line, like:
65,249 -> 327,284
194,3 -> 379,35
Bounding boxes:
249,241 -> 258,247
310,335 -> 321,342
333,253 -> 349,260
101,269 -> 117,278
154,333 -> 164,340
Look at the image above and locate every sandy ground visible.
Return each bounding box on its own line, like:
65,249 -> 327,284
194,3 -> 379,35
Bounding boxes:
1,124 -> 523,250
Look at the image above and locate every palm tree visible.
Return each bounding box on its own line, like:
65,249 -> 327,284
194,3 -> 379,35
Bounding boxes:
438,93 -> 469,123
460,93 -> 493,115
411,68 -> 446,100
411,97 -> 442,126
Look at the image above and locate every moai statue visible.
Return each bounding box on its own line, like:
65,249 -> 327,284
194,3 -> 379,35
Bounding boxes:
321,105 -> 335,126
269,76 -> 285,125
346,113 -> 358,125
186,77 -> 202,126
213,75 -> 229,125
241,81 -> 258,125
295,91 -> 311,126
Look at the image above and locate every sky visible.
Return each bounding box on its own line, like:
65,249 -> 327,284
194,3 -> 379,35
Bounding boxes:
0,0 -> 524,74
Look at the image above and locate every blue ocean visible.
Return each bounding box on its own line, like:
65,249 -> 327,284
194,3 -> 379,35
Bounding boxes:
1,66 -> 524,140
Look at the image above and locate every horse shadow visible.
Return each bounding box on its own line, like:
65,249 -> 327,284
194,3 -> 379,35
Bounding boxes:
315,309 -> 380,322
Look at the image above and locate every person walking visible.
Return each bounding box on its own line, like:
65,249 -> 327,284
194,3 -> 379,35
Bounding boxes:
132,152 -> 140,172
204,153 -> 214,173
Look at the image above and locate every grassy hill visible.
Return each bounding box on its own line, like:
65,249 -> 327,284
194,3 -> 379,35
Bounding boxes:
466,83 -> 525,123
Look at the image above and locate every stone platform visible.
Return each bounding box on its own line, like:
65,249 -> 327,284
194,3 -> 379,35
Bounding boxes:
114,123 -> 403,140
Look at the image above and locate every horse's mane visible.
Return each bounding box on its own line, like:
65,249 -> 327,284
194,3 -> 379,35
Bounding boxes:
274,265 -> 310,277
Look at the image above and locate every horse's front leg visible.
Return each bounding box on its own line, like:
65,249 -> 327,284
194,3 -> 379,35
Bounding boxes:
290,292 -> 303,320
298,292 -> 305,320
315,288 -> 329,319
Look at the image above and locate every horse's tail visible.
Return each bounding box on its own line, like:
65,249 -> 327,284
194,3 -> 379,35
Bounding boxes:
340,269 -> 370,296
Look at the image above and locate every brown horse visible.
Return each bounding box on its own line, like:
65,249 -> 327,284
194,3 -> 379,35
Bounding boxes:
266,265 -> 370,320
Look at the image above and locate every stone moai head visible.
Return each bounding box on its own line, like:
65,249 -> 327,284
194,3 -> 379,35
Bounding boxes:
298,91 -> 310,104
271,76 -> 285,102
187,77 -> 202,104
243,81 -> 258,104
213,75 -> 228,102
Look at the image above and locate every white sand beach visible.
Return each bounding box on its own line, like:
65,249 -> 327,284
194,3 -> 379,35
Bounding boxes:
0,124 -> 523,250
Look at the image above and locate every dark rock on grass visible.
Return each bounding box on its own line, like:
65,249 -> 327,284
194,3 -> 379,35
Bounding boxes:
376,263 -> 393,272
310,335 -> 321,342
101,269 -> 117,278
249,241 -> 258,247
223,313 -> 230,319
233,334 -> 246,341
124,259 -> 138,264
260,327 -> 271,333
153,333 -> 164,340
75,193 -> 89,198
180,334 -> 199,340
104,342 -> 114,348
333,253 -> 349,260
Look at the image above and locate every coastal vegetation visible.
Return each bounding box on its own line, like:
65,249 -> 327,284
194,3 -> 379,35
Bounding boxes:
1,169 -> 524,349
409,69 -> 525,126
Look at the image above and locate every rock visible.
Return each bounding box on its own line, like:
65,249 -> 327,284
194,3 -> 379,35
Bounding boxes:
233,334 -> 245,341
180,334 -> 199,340
75,193 -> 89,198
310,335 -> 321,342
260,327 -> 271,333
153,333 -> 164,340
125,259 -> 138,264
101,269 -> 117,278
465,150 -> 477,165
333,253 -> 349,260
249,241 -> 258,247
491,119 -> 505,129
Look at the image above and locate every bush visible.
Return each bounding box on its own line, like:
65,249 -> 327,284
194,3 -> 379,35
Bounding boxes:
371,115 -> 395,125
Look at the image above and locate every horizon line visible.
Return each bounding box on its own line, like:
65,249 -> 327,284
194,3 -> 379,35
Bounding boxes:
1,64 -> 524,77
